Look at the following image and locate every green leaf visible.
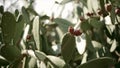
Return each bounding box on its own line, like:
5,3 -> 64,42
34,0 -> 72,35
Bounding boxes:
34,50 -> 47,61
54,18 -> 74,33
15,9 -> 19,17
89,17 -> 104,29
110,5 -> 115,24
14,15 -> 25,45
9,55 -> 24,68
1,12 -> 16,44
61,33 -> 76,63
76,6 -> 83,17
32,16 -> 40,50
86,33 -> 95,52
98,48 -> 104,57
40,35 -> 56,55
0,6 -> 4,14
86,33 -> 96,60
0,45 -> 21,62
99,0 -> 108,17
78,57 -> 115,68
99,0 -> 105,13
40,15 -> 49,20
80,20 -> 92,32
47,55 -> 65,68
22,7 -> 30,24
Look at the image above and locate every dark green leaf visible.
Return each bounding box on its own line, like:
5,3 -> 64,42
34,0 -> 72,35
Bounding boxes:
110,5 -> 115,24
1,12 -> 16,44
78,57 -> 115,68
99,0 -> 108,17
98,48 -> 104,57
99,0 -> 105,13
15,9 -> 19,17
86,33 -> 95,52
61,33 -> 76,63
89,17 -> 104,29
40,35 -> 56,55
76,6 -> 83,17
80,20 -> 92,32
0,56 -> 9,66
14,15 -> 25,45
0,45 -> 21,62
40,15 -> 49,20
0,6 -> 4,14
86,33 -> 96,60
22,7 -> 30,24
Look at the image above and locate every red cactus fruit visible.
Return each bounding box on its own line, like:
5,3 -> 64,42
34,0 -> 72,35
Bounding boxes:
26,34 -> 32,40
74,30 -> 82,36
68,26 -> 74,34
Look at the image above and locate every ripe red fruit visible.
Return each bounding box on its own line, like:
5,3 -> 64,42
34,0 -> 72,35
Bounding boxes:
90,13 -> 94,16
115,8 -> 120,16
74,30 -> 82,36
86,12 -> 94,17
26,34 -> 32,40
105,3 -> 112,12
86,12 -> 91,16
68,26 -> 74,34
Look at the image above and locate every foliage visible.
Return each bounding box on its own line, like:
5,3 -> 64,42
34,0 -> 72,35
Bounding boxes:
0,0 -> 120,68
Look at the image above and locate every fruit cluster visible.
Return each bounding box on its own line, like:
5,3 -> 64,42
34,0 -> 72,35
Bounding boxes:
86,12 -> 94,17
68,26 -> 82,36
97,3 -> 120,16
